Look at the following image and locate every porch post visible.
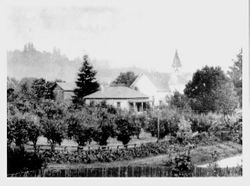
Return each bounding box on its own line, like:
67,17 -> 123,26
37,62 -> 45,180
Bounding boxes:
133,102 -> 136,112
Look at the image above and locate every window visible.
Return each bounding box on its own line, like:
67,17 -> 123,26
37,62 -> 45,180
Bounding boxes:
129,102 -> 134,111
117,102 -> 121,108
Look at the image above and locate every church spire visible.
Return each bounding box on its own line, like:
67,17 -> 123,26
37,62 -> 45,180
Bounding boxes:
172,49 -> 182,72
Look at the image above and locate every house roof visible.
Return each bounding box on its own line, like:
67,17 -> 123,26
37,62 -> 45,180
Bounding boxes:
131,73 -> 171,92
84,86 -> 149,99
56,82 -> 76,91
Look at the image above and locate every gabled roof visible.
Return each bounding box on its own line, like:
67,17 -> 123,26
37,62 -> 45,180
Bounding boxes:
130,73 -> 171,92
84,86 -> 149,99
56,82 -> 76,91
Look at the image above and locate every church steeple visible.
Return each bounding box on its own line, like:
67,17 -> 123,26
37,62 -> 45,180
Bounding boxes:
172,50 -> 182,72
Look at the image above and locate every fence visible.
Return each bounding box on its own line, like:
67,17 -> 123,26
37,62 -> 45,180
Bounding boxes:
8,166 -> 242,177
25,142 -> 154,153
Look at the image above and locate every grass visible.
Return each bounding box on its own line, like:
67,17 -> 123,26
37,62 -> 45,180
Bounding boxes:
47,141 -> 242,170
190,141 -> 242,165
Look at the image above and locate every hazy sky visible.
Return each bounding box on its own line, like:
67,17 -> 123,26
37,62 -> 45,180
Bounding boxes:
6,0 -> 247,73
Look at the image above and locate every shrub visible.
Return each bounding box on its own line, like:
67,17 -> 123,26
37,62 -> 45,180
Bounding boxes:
164,153 -> 194,177
176,117 -> 192,144
129,114 -> 145,139
188,114 -> 213,133
145,108 -> 180,139
208,113 -> 242,143
168,91 -> 190,111
145,117 -> 168,139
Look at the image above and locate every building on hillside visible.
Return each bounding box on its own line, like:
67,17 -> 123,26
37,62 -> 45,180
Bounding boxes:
84,86 -> 150,112
53,82 -> 76,102
130,73 -> 171,107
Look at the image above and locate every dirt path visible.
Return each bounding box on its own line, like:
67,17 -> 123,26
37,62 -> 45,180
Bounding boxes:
198,154 -> 242,168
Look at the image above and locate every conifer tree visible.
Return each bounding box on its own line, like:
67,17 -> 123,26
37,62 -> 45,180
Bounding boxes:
73,55 -> 99,104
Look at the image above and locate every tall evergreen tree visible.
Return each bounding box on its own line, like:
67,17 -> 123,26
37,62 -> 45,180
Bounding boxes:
73,55 -> 100,104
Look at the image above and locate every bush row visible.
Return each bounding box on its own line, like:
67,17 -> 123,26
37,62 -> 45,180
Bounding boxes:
40,141 -> 192,164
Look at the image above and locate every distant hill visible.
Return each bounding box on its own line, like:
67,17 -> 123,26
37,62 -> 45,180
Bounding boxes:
7,43 -> 192,89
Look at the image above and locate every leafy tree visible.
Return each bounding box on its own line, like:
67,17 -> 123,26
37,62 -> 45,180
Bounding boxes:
7,88 -> 18,102
40,100 -> 66,150
184,66 -> 238,114
8,112 -> 42,151
31,78 -> 56,100
41,118 -> 66,151
92,108 -> 116,146
7,114 -> 29,147
31,79 -> 47,99
115,114 -> 137,145
214,82 -> 238,115
44,81 -> 56,99
169,91 -> 190,110
145,117 -> 167,139
111,71 -> 137,87
228,49 -> 242,107
73,55 -> 100,104
26,114 -> 42,152
17,77 -> 37,100
66,112 -> 94,146
130,114 -> 144,139
145,109 -> 180,139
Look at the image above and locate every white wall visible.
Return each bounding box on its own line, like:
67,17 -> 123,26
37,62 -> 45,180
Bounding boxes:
131,74 -> 170,106
85,99 -> 130,110
131,74 -> 157,104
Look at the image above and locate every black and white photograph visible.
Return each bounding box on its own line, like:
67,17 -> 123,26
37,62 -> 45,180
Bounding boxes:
1,0 -> 249,181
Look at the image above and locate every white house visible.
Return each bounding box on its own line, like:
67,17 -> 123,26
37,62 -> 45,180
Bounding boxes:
84,86 -> 150,112
130,73 -> 171,106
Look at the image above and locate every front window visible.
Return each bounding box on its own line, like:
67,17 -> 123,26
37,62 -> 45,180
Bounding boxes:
117,102 -> 121,108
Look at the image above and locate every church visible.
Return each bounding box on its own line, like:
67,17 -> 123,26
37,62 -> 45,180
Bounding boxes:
130,50 -> 188,106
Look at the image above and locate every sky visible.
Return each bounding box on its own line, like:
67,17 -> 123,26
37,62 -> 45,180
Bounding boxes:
5,0 -> 248,73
